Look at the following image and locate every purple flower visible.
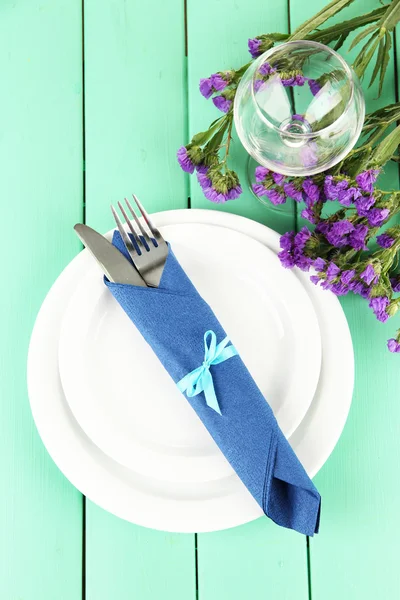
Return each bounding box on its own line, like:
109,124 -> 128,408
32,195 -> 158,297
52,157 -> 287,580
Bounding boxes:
324,176 -> 349,201
301,208 -> 316,223
331,282 -> 349,296
278,249 -> 296,268
300,144 -> 318,168
390,277 -> 400,292
280,231 -> 295,250
293,113 -> 305,122
388,338 -> 400,353
310,275 -> 320,285
199,78 -> 213,99
349,224 -> 369,251
377,233 -> 395,248
302,179 -> 320,203
258,62 -> 275,76
349,280 -> 367,296
369,296 -> 389,323
255,166 -> 269,182
177,146 -> 195,174
272,172 -> 285,185
295,226 -> 312,247
284,182 -> 303,202
203,187 -> 229,203
282,76 -> 296,86
338,186 -> 361,207
294,74 -> 306,86
325,219 -> 354,247
252,183 -> 268,197
313,257 -> 326,271
253,79 -> 265,92
227,185 -> 242,200
326,262 -> 340,281
341,269 -> 356,285
355,195 -> 375,217
196,165 -> 211,188
367,208 -> 390,227
308,79 -> 321,96
210,73 -> 228,91
248,38 -> 262,58
316,221 -> 330,235
356,169 -> 380,193
293,227 -> 312,270
265,188 -> 286,205
360,264 -> 377,285
212,95 -> 232,113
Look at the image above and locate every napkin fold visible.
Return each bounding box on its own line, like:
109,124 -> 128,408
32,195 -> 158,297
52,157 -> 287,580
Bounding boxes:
105,231 -> 321,536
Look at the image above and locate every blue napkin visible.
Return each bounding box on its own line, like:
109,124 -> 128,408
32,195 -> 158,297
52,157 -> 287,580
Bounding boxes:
105,231 -> 321,536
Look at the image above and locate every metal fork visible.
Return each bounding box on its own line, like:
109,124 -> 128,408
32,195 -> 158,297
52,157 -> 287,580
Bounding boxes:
110,195 -> 168,287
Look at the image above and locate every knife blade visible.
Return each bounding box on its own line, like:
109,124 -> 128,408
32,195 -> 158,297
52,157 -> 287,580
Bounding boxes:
74,224 -> 147,287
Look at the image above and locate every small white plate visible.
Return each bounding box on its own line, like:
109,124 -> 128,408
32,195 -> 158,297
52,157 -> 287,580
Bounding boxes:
27,210 -> 354,532
58,223 -> 321,482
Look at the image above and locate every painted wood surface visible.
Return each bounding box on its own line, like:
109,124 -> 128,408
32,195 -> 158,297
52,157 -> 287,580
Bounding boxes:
2,0 -> 400,598
83,1 -> 195,599
0,1 -> 83,599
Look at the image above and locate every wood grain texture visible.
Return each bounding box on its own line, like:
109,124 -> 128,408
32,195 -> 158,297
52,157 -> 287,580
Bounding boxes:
289,0 -> 400,598
83,2 -> 195,598
186,2 -> 308,598
84,0 -> 189,234
0,1 -> 83,598
86,502 -> 195,600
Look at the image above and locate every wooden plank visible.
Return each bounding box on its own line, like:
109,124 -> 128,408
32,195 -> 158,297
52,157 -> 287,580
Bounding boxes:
187,0 -> 296,235
288,0 -> 400,598
83,2 -> 195,598
187,2 -> 309,598
84,0 -> 189,234
0,1 -> 83,598
86,503 -> 195,599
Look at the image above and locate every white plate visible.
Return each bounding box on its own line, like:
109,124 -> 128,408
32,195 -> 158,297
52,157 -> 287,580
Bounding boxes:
27,209 -> 354,532
58,223 -> 321,482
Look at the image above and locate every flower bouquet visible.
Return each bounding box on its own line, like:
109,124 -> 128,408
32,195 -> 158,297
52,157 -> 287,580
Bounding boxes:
177,0 -> 400,353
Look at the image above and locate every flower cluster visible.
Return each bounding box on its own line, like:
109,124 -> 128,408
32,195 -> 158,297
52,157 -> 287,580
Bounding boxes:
199,71 -> 234,113
267,164 -> 400,352
253,61 -> 321,96
175,4 -> 400,354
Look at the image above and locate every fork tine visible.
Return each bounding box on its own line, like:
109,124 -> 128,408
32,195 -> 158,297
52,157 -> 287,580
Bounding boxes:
124,197 -> 152,244
117,201 -> 146,251
131,194 -> 164,244
110,205 -> 140,261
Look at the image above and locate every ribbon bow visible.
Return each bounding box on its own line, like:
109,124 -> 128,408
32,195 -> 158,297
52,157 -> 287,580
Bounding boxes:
177,330 -> 238,415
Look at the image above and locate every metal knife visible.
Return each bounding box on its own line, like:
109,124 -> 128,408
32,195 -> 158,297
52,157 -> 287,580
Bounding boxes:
74,224 -> 147,286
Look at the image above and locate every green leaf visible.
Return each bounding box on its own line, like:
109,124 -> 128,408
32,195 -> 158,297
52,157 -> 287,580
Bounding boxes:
354,31 -> 380,77
308,5 -> 386,45
191,118 -> 224,146
289,0 -> 356,41
349,23 -> 377,50
378,31 -> 392,96
333,31 -> 350,51
206,125 -> 228,153
369,36 -> 385,87
372,124 -> 400,165
378,0 -> 400,31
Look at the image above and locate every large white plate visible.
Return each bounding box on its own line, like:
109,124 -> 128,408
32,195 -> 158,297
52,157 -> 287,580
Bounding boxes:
58,223 -> 321,482
27,209 -> 354,533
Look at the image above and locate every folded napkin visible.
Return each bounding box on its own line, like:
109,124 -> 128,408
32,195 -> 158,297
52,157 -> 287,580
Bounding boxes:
105,231 -> 321,536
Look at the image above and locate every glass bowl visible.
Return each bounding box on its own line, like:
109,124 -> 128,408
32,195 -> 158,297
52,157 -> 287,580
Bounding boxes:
234,40 -> 365,177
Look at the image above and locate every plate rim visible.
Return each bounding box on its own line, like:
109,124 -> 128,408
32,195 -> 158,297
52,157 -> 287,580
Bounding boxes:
27,208 -> 354,533
58,220 -> 322,479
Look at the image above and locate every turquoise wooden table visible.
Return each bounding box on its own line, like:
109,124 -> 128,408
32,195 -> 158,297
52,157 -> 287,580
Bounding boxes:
2,0 -> 400,598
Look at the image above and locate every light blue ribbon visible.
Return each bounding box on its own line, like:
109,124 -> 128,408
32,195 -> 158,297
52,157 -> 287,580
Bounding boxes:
177,330 -> 238,415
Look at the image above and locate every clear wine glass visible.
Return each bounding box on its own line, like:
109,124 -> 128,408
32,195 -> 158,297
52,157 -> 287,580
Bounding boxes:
234,40 -> 365,179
